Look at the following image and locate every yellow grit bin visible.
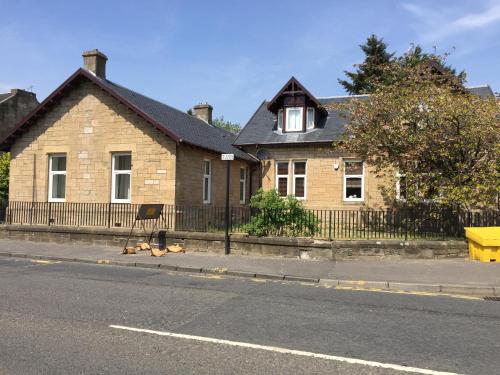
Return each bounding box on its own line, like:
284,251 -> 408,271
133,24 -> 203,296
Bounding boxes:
464,227 -> 500,262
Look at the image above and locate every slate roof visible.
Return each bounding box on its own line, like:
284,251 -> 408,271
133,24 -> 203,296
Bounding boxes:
0,93 -> 12,103
233,84 -> 495,147
1,69 -> 255,161
233,95 -> 367,146
466,85 -> 495,98
96,78 -> 254,161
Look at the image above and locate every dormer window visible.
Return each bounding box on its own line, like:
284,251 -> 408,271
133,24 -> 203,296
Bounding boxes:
306,107 -> 315,129
268,77 -> 324,134
286,107 -> 303,132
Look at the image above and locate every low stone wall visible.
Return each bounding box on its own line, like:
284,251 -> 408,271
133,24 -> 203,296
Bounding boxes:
0,225 -> 468,260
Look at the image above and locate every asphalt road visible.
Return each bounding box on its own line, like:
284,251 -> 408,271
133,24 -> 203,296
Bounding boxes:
0,257 -> 499,375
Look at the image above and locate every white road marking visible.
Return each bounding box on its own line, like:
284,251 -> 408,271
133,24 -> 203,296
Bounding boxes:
109,324 -> 461,375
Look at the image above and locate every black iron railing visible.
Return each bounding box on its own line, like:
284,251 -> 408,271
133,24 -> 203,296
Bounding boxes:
2,201 -> 498,240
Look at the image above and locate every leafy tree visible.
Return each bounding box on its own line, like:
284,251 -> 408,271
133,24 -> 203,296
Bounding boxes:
212,116 -> 241,134
338,34 -> 395,94
331,58 -> 499,209
399,45 -> 466,84
242,189 -> 319,237
187,109 -> 241,134
0,152 -> 10,202
339,35 -> 466,94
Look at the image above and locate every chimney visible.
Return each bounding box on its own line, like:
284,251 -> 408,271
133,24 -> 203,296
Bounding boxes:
82,49 -> 108,79
193,103 -> 213,124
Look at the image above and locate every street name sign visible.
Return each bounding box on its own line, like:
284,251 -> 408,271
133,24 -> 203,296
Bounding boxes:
221,154 -> 234,161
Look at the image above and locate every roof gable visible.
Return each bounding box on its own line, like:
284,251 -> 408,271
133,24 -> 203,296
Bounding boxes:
266,76 -> 322,114
1,69 -> 254,161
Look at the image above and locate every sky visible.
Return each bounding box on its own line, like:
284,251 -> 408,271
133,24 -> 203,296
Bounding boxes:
1,0 -> 499,125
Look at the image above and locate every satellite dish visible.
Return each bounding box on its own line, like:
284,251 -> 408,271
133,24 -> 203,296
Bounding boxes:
255,149 -> 270,161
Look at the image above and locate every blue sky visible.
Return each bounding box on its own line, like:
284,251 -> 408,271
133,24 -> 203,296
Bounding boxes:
1,0 -> 499,125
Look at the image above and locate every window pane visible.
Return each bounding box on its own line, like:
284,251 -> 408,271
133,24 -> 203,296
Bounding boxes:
346,178 -> 362,198
277,110 -> 283,130
345,161 -> 363,175
115,174 -> 130,200
52,175 -> 66,199
295,177 -> 305,198
278,177 -> 288,196
204,161 -> 210,175
115,154 -> 131,171
240,168 -> 245,180
51,156 -> 66,171
240,181 -> 244,201
277,162 -> 288,175
307,108 -> 314,129
204,177 -> 209,201
294,162 -> 306,175
399,176 -> 407,200
287,108 -> 302,131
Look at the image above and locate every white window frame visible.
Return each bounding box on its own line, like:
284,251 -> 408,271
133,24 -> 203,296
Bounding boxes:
275,161 -> 289,197
343,160 -> 364,202
203,160 -> 212,204
396,171 -> 407,201
306,107 -> 315,130
48,154 -> 67,202
292,161 -> 307,200
285,107 -> 303,132
111,152 -> 132,203
239,167 -> 247,204
277,109 -> 283,131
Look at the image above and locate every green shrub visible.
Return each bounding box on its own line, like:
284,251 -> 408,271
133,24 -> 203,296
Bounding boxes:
0,152 -> 10,202
242,189 -> 320,237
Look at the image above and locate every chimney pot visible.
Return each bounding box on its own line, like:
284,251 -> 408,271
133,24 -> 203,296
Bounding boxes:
193,103 -> 213,124
82,49 -> 108,79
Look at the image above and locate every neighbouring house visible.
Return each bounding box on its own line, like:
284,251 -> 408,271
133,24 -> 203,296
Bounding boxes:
0,50 -> 256,207
233,77 -> 496,209
0,88 -> 38,142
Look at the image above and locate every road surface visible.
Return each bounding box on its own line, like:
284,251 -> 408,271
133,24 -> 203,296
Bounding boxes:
0,257 -> 498,374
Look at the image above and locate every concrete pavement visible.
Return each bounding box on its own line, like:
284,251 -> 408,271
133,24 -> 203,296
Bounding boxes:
0,239 -> 499,297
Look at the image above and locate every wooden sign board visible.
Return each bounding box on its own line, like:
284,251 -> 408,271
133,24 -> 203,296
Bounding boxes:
136,204 -> 164,220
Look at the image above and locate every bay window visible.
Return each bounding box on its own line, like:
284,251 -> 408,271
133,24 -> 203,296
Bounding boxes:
344,160 -> 364,201
111,153 -> 131,203
277,109 -> 283,131
285,107 -> 303,132
293,161 -> 306,199
48,154 -> 66,202
276,161 -> 289,197
306,107 -> 315,129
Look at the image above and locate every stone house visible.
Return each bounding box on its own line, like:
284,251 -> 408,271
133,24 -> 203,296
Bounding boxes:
0,88 -> 38,142
0,50 -> 256,206
233,77 -> 496,209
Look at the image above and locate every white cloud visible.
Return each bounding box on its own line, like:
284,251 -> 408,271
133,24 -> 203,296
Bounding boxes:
402,1 -> 500,42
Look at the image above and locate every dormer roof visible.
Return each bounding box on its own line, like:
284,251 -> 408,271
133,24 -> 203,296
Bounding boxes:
266,76 -> 322,114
